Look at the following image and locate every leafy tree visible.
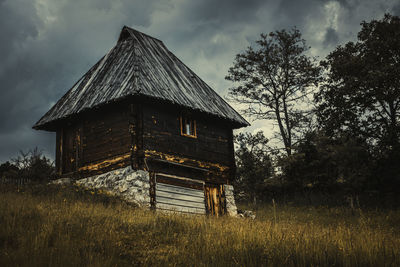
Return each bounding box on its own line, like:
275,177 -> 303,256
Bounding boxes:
0,161 -> 19,180
279,131 -> 371,190
316,14 -> 400,190
234,131 -> 273,203
226,28 -> 321,155
278,132 -> 338,188
316,14 -> 400,148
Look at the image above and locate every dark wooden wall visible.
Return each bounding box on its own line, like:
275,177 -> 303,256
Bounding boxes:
81,106 -> 131,165
56,104 -> 132,177
56,99 -> 236,183
142,103 -> 235,184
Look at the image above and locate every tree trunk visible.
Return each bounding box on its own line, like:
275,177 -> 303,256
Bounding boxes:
274,101 -> 291,156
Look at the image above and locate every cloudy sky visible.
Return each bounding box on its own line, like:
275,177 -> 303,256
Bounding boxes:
0,0 -> 399,162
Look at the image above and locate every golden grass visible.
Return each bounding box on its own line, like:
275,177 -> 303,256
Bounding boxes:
0,184 -> 399,266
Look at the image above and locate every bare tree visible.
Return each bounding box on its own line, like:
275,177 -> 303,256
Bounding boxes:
11,147 -> 54,182
226,28 -> 321,155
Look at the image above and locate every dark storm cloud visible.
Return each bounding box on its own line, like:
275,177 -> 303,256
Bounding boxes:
0,0 -> 41,60
0,0 -> 158,161
392,3 -> 400,16
181,0 -> 265,24
153,0 -> 268,51
155,0 -> 341,64
323,27 -> 339,47
277,0 -> 321,26
0,0 -> 398,162
0,0 -> 43,142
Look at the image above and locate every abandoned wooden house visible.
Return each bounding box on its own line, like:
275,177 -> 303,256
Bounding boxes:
33,26 -> 249,215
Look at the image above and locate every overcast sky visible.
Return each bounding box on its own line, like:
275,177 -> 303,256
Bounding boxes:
0,0 -> 399,162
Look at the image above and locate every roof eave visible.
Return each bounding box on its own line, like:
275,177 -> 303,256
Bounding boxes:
32,94 -> 250,131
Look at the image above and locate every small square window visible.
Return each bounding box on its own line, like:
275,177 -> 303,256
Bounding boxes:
180,116 -> 196,138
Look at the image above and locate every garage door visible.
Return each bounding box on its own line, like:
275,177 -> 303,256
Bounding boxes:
155,173 -> 206,214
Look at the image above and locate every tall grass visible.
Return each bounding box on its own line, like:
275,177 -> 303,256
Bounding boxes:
0,184 -> 399,266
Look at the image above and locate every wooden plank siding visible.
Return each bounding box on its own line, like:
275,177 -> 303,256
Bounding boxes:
55,100 -> 236,186
155,174 -> 206,215
57,104 -> 133,177
55,129 -> 62,175
81,110 -> 131,165
142,103 -> 235,184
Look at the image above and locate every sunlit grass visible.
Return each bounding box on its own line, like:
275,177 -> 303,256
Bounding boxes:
0,184 -> 399,266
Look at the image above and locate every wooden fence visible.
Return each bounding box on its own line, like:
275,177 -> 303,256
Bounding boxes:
0,177 -> 31,185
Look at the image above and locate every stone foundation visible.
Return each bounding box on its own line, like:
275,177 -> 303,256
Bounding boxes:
76,166 -> 150,207
224,184 -> 238,216
74,166 -> 239,216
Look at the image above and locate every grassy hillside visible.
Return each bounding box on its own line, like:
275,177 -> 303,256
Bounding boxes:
0,184 -> 399,266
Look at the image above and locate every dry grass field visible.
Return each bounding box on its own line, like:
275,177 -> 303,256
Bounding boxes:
0,184 -> 399,266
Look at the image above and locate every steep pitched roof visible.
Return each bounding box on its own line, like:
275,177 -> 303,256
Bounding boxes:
33,26 -> 249,130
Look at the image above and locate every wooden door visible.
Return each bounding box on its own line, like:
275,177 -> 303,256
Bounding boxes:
204,184 -> 225,216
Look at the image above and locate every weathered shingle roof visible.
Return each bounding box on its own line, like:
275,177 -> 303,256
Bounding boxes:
33,26 -> 249,130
